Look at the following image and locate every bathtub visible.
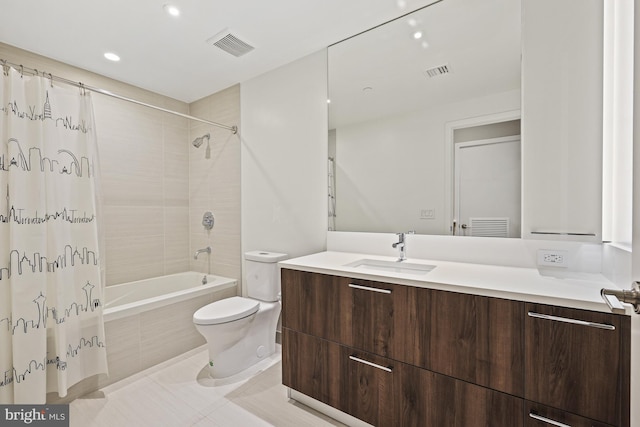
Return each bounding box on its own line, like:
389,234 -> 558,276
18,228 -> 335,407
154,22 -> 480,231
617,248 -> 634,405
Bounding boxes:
102,271 -> 237,376
104,271 -> 237,321
53,272 -> 238,402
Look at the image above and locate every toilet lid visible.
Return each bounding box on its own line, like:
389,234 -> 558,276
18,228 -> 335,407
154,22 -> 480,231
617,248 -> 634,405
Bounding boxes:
193,296 -> 259,325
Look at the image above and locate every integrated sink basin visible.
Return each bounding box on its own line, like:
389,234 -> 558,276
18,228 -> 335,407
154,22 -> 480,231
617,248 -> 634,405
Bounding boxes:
345,259 -> 436,275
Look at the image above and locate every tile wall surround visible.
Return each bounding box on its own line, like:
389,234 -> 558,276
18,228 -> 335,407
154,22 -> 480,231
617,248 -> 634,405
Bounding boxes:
0,43 -> 243,286
188,85 -> 242,287
99,93 -> 191,285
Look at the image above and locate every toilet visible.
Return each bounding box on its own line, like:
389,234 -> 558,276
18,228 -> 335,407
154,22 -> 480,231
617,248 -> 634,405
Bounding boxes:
193,250 -> 287,379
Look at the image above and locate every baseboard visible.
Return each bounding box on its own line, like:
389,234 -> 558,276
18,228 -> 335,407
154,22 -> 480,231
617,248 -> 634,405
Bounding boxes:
288,389 -> 373,427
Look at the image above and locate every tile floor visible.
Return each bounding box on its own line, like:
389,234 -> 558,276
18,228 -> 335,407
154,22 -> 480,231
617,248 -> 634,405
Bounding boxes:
69,345 -> 346,427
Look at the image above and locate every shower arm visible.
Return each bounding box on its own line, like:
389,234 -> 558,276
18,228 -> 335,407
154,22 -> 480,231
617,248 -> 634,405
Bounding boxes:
192,133 -> 211,148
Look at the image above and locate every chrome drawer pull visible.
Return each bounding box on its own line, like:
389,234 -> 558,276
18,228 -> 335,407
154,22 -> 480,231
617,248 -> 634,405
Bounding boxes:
348,283 -> 392,294
528,412 -> 571,427
349,356 -> 392,373
527,312 -> 615,330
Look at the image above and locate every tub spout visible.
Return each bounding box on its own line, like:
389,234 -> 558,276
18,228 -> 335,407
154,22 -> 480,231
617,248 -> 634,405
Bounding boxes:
194,246 -> 211,260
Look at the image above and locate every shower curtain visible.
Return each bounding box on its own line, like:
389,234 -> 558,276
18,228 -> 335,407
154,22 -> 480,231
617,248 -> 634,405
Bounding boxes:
0,67 -> 108,403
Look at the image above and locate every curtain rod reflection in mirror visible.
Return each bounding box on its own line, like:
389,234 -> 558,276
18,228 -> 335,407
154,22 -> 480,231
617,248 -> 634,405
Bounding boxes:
0,58 -> 238,134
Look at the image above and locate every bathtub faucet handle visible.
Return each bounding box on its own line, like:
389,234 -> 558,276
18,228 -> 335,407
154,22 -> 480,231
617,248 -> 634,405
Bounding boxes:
202,275 -> 208,285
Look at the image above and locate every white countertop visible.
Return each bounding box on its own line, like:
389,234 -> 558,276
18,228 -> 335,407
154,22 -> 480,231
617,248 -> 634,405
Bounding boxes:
279,251 -> 630,314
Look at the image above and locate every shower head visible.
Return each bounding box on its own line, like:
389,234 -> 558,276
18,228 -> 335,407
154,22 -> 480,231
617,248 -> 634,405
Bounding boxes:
192,133 -> 210,148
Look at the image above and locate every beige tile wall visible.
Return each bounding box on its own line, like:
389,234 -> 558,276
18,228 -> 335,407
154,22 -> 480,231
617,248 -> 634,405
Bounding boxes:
188,85 -> 242,285
97,89 -> 191,285
0,43 -> 193,286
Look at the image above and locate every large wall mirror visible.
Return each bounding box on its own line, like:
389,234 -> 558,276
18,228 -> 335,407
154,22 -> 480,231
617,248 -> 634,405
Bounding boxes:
328,0 -> 522,236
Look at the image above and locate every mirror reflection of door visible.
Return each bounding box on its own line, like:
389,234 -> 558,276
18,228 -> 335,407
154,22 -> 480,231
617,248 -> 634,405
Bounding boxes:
454,135 -> 521,238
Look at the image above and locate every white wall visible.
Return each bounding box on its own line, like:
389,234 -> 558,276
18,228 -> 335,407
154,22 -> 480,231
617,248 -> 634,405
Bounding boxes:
240,50 -> 328,275
334,89 -> 520,234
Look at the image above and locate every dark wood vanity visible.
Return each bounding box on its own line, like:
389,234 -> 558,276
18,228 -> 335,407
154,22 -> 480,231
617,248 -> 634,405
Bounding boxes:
281,268 -> 630,427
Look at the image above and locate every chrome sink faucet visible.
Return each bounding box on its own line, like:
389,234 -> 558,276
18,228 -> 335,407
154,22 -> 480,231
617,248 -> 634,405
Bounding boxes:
392,231 -> 414,262
194,246 -> 211,260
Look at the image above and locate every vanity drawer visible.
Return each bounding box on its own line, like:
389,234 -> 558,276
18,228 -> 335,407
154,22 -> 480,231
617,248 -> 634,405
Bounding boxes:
348,276 -> 407,358
281,269 -> 352,344
282,328 -> 342,409
281,269 -> 407,358
400,286 -> 525,396
396,359 -> 523,427
524,304 -> 630,426
282,328 -> 395,426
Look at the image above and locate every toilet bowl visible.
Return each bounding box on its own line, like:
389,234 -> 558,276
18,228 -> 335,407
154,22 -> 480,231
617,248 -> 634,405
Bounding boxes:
193,251 -> 287,379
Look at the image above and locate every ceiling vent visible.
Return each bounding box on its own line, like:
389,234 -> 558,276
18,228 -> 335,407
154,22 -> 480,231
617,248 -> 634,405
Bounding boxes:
425,64 -> 451,78
206,29 -> 255,57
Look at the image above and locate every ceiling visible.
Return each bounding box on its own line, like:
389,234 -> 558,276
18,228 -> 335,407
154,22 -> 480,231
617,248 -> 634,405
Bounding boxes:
328,0 -> 521,128
0,0 -> 438,103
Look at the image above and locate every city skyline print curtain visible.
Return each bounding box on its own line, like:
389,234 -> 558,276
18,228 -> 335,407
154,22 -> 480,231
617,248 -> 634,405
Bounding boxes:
0,66 -> 108,403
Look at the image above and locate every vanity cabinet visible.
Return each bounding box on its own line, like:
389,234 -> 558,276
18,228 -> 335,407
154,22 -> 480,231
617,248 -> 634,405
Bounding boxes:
524,304 -> 630,426
281,269 -> 630,427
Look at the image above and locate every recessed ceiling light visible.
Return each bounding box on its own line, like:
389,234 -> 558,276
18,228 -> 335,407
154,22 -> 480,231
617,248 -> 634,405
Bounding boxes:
164,4 -> 180,16
104,52 -> 120,62
407,18 -> 417,27
327,99 -> 331,104
413,31 -> 423,40
363,87 -> 373,92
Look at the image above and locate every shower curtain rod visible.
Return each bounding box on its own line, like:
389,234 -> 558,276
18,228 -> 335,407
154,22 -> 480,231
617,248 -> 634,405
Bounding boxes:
0,59 -> 238,134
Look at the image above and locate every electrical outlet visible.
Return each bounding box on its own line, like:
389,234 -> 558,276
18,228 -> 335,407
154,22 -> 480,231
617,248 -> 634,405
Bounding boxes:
420,208 -> 435,219
537,249 -> 569,268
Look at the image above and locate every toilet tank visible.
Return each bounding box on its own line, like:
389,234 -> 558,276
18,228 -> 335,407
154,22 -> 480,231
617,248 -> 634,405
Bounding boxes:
245,251 -> 288,301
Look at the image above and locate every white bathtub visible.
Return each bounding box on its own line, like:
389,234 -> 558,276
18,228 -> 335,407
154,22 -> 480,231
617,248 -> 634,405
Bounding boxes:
98,273 -> 239,394
104,271 -> 237,321
50,271 -> 239,403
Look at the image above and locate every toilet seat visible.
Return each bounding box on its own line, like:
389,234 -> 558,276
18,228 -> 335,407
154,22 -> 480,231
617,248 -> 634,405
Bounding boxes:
193,296 -> 259,325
